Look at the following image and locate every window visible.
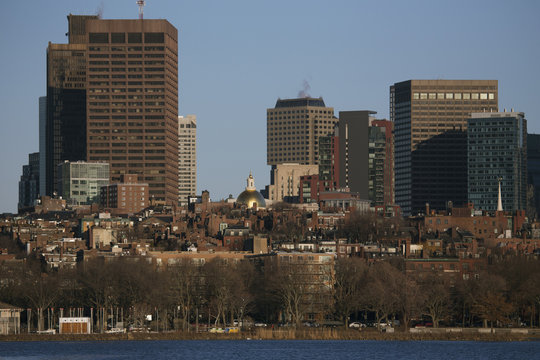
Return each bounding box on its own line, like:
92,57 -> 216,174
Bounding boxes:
111,33 -> 125,43
89,33 -> 108,43
144,32 -> 165,43
128,33 -> 143,43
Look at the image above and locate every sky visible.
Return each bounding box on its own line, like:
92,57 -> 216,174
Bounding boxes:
0,0 -> 539,213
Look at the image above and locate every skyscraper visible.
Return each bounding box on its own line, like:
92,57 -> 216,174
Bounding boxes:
338,111 -> 373,200
527,134 -> 540,217
39,96 -> 47,197
468,111 -> 527,212
46,15 -> 179,205
178,115 -> 197,206
369,119 -> 394,206
267,97 -> 337,166
46,18 -> 92,196
391,80 -> 498,215
18,153 -> 40,210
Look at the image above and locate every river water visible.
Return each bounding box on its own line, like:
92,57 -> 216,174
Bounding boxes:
0,340 -> 538,359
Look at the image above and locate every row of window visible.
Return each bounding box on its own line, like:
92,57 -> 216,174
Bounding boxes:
413,92 -> 495,100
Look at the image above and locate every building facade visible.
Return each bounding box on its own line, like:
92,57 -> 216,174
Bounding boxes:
265,163 -> 318,202
100,174 -> 148,214
369,119 -> 394,206
18,153 -> 40,210
338,111 -> 373,200
178,115 -> 196,206
46,15 -> 179,206
57,161 -> 110,205
46,17 -> 93,196
267,97 -> 337,166
468,111 -> 527,212
318,131 -> 339,192
39,96 -> 47,196
391,80 -> 498,215
527,134 -> 540,218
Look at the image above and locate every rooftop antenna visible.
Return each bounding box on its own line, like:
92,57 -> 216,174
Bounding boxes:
137,0 -> 145,20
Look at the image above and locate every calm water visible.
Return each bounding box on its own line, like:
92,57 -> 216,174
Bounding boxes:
0,340 -> 539,360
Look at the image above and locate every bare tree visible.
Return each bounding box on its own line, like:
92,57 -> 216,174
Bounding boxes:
333,257 -> 368,328
361,262 -> 400,330
395,273 -> 422,330
471,273 -> 513,332
420,272 -> 451,328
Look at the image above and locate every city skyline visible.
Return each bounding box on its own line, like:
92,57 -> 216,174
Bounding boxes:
1,0 -> 540,213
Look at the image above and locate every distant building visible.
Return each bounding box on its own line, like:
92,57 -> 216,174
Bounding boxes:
178,115 -> 197,206
468,111 -> 527,212
265,163 -> 318,203
38,96 -> 47,196
317,131 -> 339,191
391,80 -> 498,215
0,302 -> 22,335
100,174 -> 148,215
46,14 -> 179,205
369,119 -> 394,206
527,134 -> 540,218
267,97 -> 337,166
338,111 -> 372,199
46,21 -> 91,196
57,161 -> 109,205
18,152 -> 40,210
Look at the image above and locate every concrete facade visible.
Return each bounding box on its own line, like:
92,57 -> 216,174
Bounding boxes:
178,115 -> 196,206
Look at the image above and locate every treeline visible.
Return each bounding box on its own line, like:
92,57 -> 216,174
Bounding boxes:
1,256 -> 540,332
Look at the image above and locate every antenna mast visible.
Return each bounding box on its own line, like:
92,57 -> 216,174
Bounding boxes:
137,0 -> 145,20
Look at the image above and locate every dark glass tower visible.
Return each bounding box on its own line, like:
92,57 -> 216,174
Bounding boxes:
468,112 -> 527,212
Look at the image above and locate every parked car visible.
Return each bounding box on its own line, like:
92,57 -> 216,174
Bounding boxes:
254,322 -> 267,327
349,322 -> 366,329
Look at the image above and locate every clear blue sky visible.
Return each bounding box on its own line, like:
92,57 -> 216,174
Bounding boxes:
1,0 -> 539,213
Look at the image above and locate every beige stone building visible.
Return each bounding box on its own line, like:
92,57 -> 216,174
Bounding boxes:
178,115 -> 197,206
265,163 -> 318,202
267,97 -> 337,166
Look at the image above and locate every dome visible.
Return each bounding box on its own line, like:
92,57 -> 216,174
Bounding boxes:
237,189 -> 266,209
236,172 -> 266,209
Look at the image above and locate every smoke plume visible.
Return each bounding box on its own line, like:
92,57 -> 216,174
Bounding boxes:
297,79 -> 311,98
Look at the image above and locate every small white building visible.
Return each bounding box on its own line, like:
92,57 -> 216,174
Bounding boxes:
0,302 -> 22,335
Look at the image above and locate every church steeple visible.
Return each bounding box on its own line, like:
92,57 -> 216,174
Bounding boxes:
497,177 -> 503,212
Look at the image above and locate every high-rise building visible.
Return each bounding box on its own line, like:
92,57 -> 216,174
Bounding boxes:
468,111 -> 527,212
46,17 -> 92,196
39,96 -> 47,196
369,119 -> 394,206
46,15 -> 179,205
527,134 -> 540,218
318,131 -> 339,192
178,115 -> 197,206
338,111 -> 373,200
18,153 -> 40,210
391,80 -> 498,215
267,97 -> 337,166
57,161 -> 110,205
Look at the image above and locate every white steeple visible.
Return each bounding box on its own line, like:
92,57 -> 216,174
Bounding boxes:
246,171 -> 256,191
497,177 -> 503,212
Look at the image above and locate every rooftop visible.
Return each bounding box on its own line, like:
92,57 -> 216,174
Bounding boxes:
274,97 -> 326,108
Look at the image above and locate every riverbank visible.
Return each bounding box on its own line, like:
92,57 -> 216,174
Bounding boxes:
2,328 -> 539,342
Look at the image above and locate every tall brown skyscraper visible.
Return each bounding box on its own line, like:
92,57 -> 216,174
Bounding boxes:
46,15 -> 179,205
391,80 -> 498,215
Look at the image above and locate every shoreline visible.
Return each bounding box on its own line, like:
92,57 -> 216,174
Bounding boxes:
1,328 -> 539,342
